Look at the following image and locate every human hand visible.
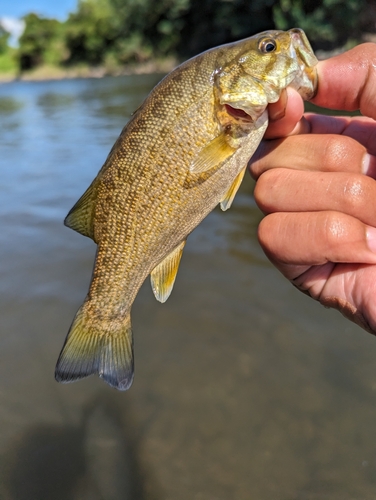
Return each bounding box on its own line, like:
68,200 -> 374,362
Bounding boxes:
249,44 -> 376,334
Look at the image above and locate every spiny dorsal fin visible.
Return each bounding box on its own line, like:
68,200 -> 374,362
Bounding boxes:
64,182 -> 98,241
220,167 -> 246,211
150,240 -> 186,303
189,133 -> 236,174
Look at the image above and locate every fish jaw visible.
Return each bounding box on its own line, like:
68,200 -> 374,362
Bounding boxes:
213,28 -> 318,134
287,28 -> 318,100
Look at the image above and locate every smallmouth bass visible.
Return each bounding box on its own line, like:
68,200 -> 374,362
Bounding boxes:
55,28 -> 318,390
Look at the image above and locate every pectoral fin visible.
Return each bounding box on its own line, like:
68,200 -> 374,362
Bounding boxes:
189,134 -> 236,174
220,167 -> 246,211
151,240 -> 186,303
64,182 -> 98,241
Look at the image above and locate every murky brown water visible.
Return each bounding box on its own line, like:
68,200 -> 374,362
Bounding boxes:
1,75 -> 376,499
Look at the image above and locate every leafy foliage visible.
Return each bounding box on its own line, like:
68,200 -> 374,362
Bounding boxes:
176,0 -> 275,57
272,0 -> 370,50
64,0 -> 191,65
0,25 -> 18,75
64,0 -> 120,64
0,25 -> 10,54
8,0 -> 375,73
18,13 -> 62,70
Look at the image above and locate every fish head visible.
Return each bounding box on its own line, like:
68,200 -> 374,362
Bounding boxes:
214,28 -> 318,128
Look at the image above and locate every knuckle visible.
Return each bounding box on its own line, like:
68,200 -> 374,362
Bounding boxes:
256,168 -> 282,191
341,174 -> 376,221
343,175 -> 366,208
254,169 -> 286,212
254,168 -> 295,213
321,212 -> 348,249
322,135 -> 365,170
257,214 -> 277,251
253,171 -> 273,206
249,142 -> 270,178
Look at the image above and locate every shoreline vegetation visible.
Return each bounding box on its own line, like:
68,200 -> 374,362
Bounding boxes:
0,0 -> 374,85
0,39 -> 371,85
2,36 -> 374,85
0,57 -> 178,84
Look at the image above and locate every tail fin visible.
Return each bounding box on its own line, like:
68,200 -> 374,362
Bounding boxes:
55,306 -> 134,391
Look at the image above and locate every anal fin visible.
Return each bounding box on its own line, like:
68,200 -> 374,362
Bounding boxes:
220,167 -> 246,211
150,240 -> 186,303
190,134 -> 236,174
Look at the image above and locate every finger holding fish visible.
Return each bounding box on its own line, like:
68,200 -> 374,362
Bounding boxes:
257,210 -> 376,334
250,118 -> 376,180
250,43 -> 376,335
251,43 -> 376,180
266,43 -> 376,141
254,169 -> 376,226
264,87 -> 305,138
258,211 -> 376,273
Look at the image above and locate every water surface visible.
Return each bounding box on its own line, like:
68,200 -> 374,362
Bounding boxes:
1,74 -> 376,499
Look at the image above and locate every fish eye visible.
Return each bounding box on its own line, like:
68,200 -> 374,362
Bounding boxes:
259,38 -> 277,54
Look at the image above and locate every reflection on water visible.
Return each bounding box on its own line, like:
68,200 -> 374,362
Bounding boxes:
1,75 -> 376,499
1,395 -> 154,500
0,96 -> 24,114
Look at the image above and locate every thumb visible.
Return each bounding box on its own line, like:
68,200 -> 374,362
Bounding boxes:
264,88 -> 305,139
313,43 -> 376,120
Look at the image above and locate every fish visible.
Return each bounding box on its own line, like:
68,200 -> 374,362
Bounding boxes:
55,28 -> 318,391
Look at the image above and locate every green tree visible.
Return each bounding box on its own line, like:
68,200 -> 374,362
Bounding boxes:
64,0 -> 121,65
176,0 -> 275,57
18,13 -> 62,70
14,0 -> 375,73
0,25 -> 17,75
0,25 -> 10,54
109,0 -> 190,59
64,0 -> 190,65
64,0 -> 276,64
273,0 -> 369,50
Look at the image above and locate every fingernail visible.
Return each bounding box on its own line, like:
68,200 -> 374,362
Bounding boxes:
362,152 -> 376,178
366,226 -> 376,253
269,105 -> 285,122
269,89 -> 287,121
362,153 -> 371,175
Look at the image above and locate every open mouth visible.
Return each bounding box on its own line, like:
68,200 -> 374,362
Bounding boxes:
224,104 -> 253,121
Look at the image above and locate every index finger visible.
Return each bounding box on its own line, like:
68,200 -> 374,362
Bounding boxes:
312,43 -> 376,119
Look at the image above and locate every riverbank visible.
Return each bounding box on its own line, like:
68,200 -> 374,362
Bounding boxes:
0,57 -> 178,83
1,34 -> 373,85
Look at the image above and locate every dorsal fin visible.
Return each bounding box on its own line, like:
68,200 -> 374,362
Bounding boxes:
64,182 -> 98,241
150,240 -> 186,303
220,167 -> 246,211
189,133 -> 236,174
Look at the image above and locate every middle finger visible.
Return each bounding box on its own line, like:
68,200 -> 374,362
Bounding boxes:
250,133 -> 371,179
254,168 -> 376,227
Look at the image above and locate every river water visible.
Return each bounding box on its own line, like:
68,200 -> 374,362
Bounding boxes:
1,74 -> 376,499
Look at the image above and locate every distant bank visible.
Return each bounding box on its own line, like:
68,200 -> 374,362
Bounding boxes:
1,35 -> 370,85
0,58 -> 177,83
